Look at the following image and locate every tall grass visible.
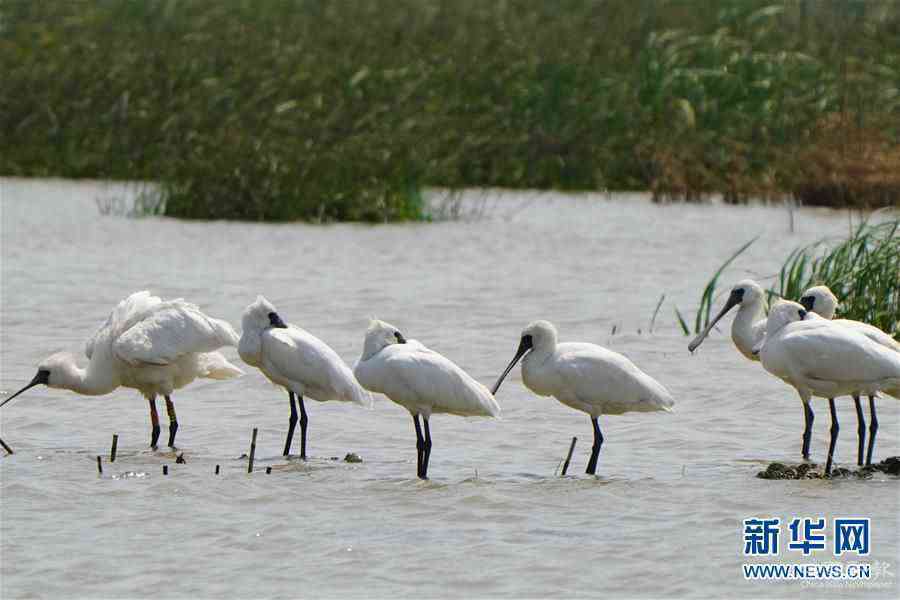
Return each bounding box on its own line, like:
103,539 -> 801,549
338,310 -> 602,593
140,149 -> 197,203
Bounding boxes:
2,1 -> 899,220
772,220 -> 900,336
686,219 -> 900,337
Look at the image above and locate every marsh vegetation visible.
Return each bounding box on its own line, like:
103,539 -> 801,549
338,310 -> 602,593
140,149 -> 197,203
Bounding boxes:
2,1 -> 899,221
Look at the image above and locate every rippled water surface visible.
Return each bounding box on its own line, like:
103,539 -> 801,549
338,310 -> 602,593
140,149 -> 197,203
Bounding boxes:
1,179 -> 898,598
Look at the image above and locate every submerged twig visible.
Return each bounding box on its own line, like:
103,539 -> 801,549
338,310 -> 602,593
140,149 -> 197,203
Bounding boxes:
110,434 -> 118,463
560,436 -> 577,476
248,427 -> 258,473
0,437 -> 13,455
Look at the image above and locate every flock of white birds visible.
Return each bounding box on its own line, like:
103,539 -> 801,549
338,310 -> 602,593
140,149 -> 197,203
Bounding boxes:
2,285 -> 898,479
690,282 -> 900,475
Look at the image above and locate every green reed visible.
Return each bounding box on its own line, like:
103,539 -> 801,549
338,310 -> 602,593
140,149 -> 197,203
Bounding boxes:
2,1 -> 899,221
684,218 -> 900,337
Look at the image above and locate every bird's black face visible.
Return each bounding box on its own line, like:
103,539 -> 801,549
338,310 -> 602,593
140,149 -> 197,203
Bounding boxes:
491,334 -> 534,395
799,296 -> 815,312
731,287 -> 745,302
268,312 -> 288,329
394,331 -> 407,344
1,369 -> 50,408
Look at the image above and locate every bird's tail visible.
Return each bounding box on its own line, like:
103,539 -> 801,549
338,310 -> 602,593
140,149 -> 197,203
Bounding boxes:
197,352 -> 244,379
208,317 -> 240,347
347,379 -> 375,409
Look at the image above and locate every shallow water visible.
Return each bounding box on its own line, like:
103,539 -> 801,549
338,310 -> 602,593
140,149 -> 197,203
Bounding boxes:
1,179 -> 898,598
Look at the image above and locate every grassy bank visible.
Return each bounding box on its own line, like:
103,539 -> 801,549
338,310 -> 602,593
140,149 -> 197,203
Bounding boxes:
2,1 -> 899,221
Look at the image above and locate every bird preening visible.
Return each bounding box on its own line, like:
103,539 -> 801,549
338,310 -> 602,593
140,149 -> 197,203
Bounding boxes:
2,291 -> 243,450
1,285 -> 896,480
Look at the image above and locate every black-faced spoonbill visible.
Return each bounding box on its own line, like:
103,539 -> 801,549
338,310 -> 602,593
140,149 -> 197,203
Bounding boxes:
757,300 -> 900,475
238,296 -> 372,459
353,319 -> 500,480
688,280 -> 818,461
800,285 -> 900,465
492,320 -> 674,475
2,291 -> 243,449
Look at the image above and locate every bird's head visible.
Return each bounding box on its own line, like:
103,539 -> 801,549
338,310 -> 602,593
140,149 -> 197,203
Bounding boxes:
800,285 -> 838,319
491,320 -> 558,395
688,279 -> 766,353
241,296 -> 287,334
766,299 -> 807,336
1,352 -> 78,408
361,319 -> 406,360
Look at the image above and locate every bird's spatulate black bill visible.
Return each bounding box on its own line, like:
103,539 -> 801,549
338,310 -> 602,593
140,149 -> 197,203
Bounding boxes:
491,335 -> 533,395
687,289 -> 743,352
1,370 -> 50,408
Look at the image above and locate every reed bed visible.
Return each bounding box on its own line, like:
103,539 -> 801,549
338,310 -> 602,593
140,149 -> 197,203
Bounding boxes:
2,1 -> 899,220
684,219 -> 900,338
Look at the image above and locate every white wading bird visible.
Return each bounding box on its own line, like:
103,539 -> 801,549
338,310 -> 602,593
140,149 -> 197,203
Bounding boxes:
800,285 -> 900,465
238,297 -> 372,459
687,279 -> 826,461
757,300 -> 900,475
492,320 -> 674,475
353,319 -> 500,480
1,291 -> 243,449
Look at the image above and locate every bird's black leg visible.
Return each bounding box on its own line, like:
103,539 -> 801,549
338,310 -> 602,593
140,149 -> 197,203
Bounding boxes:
853,395 -> 865,466
586,417 -> 604,475
283,392 -> 298,457
866,395 -> 878,466
165,395 -> 179,449
825,398 -> 839,476
413,414 -> 425,479
422,416 -> 433,480
148,396 -> 161,450
298,396 -> 309,461
801,401 -> 814,460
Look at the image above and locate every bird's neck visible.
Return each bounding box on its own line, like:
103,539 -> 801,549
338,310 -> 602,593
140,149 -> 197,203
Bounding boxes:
58,355 -> 118,396
731,300 -> 765,357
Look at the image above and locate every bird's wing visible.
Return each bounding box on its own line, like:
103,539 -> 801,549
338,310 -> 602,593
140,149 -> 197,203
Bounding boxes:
263,327 -> 370,406
85,291 -> 163,358
382,346 -> 499,417
112,300 -> 239,366
555,343 -> 674,411
835,320 -> 900,353
781,324 -> 900,384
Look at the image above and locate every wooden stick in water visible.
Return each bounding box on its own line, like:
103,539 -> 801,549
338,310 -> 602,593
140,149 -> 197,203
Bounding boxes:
110,434 -> 118,463
248,427 -> 258,473
215,464 -> 220,475
163,465 -> 168,475
560,436 -> 577,476
266,466 -> 272,474
0,437 -> 12,455
96,455 -> 103,475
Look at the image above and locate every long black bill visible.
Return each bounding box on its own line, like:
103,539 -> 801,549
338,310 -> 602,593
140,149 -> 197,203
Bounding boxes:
268,312 -> 288,329
1,370 -> 50,408
491,335 -> 533,395
688,290 -> 742,353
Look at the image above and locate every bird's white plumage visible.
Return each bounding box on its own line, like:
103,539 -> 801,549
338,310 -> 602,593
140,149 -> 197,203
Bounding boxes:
43,291 -> 241,398
354,320 -> 500,418
802,285 -> 900,354
517,321 -> 673,417
759,301 -> 900,401
238,297 -> 371,407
